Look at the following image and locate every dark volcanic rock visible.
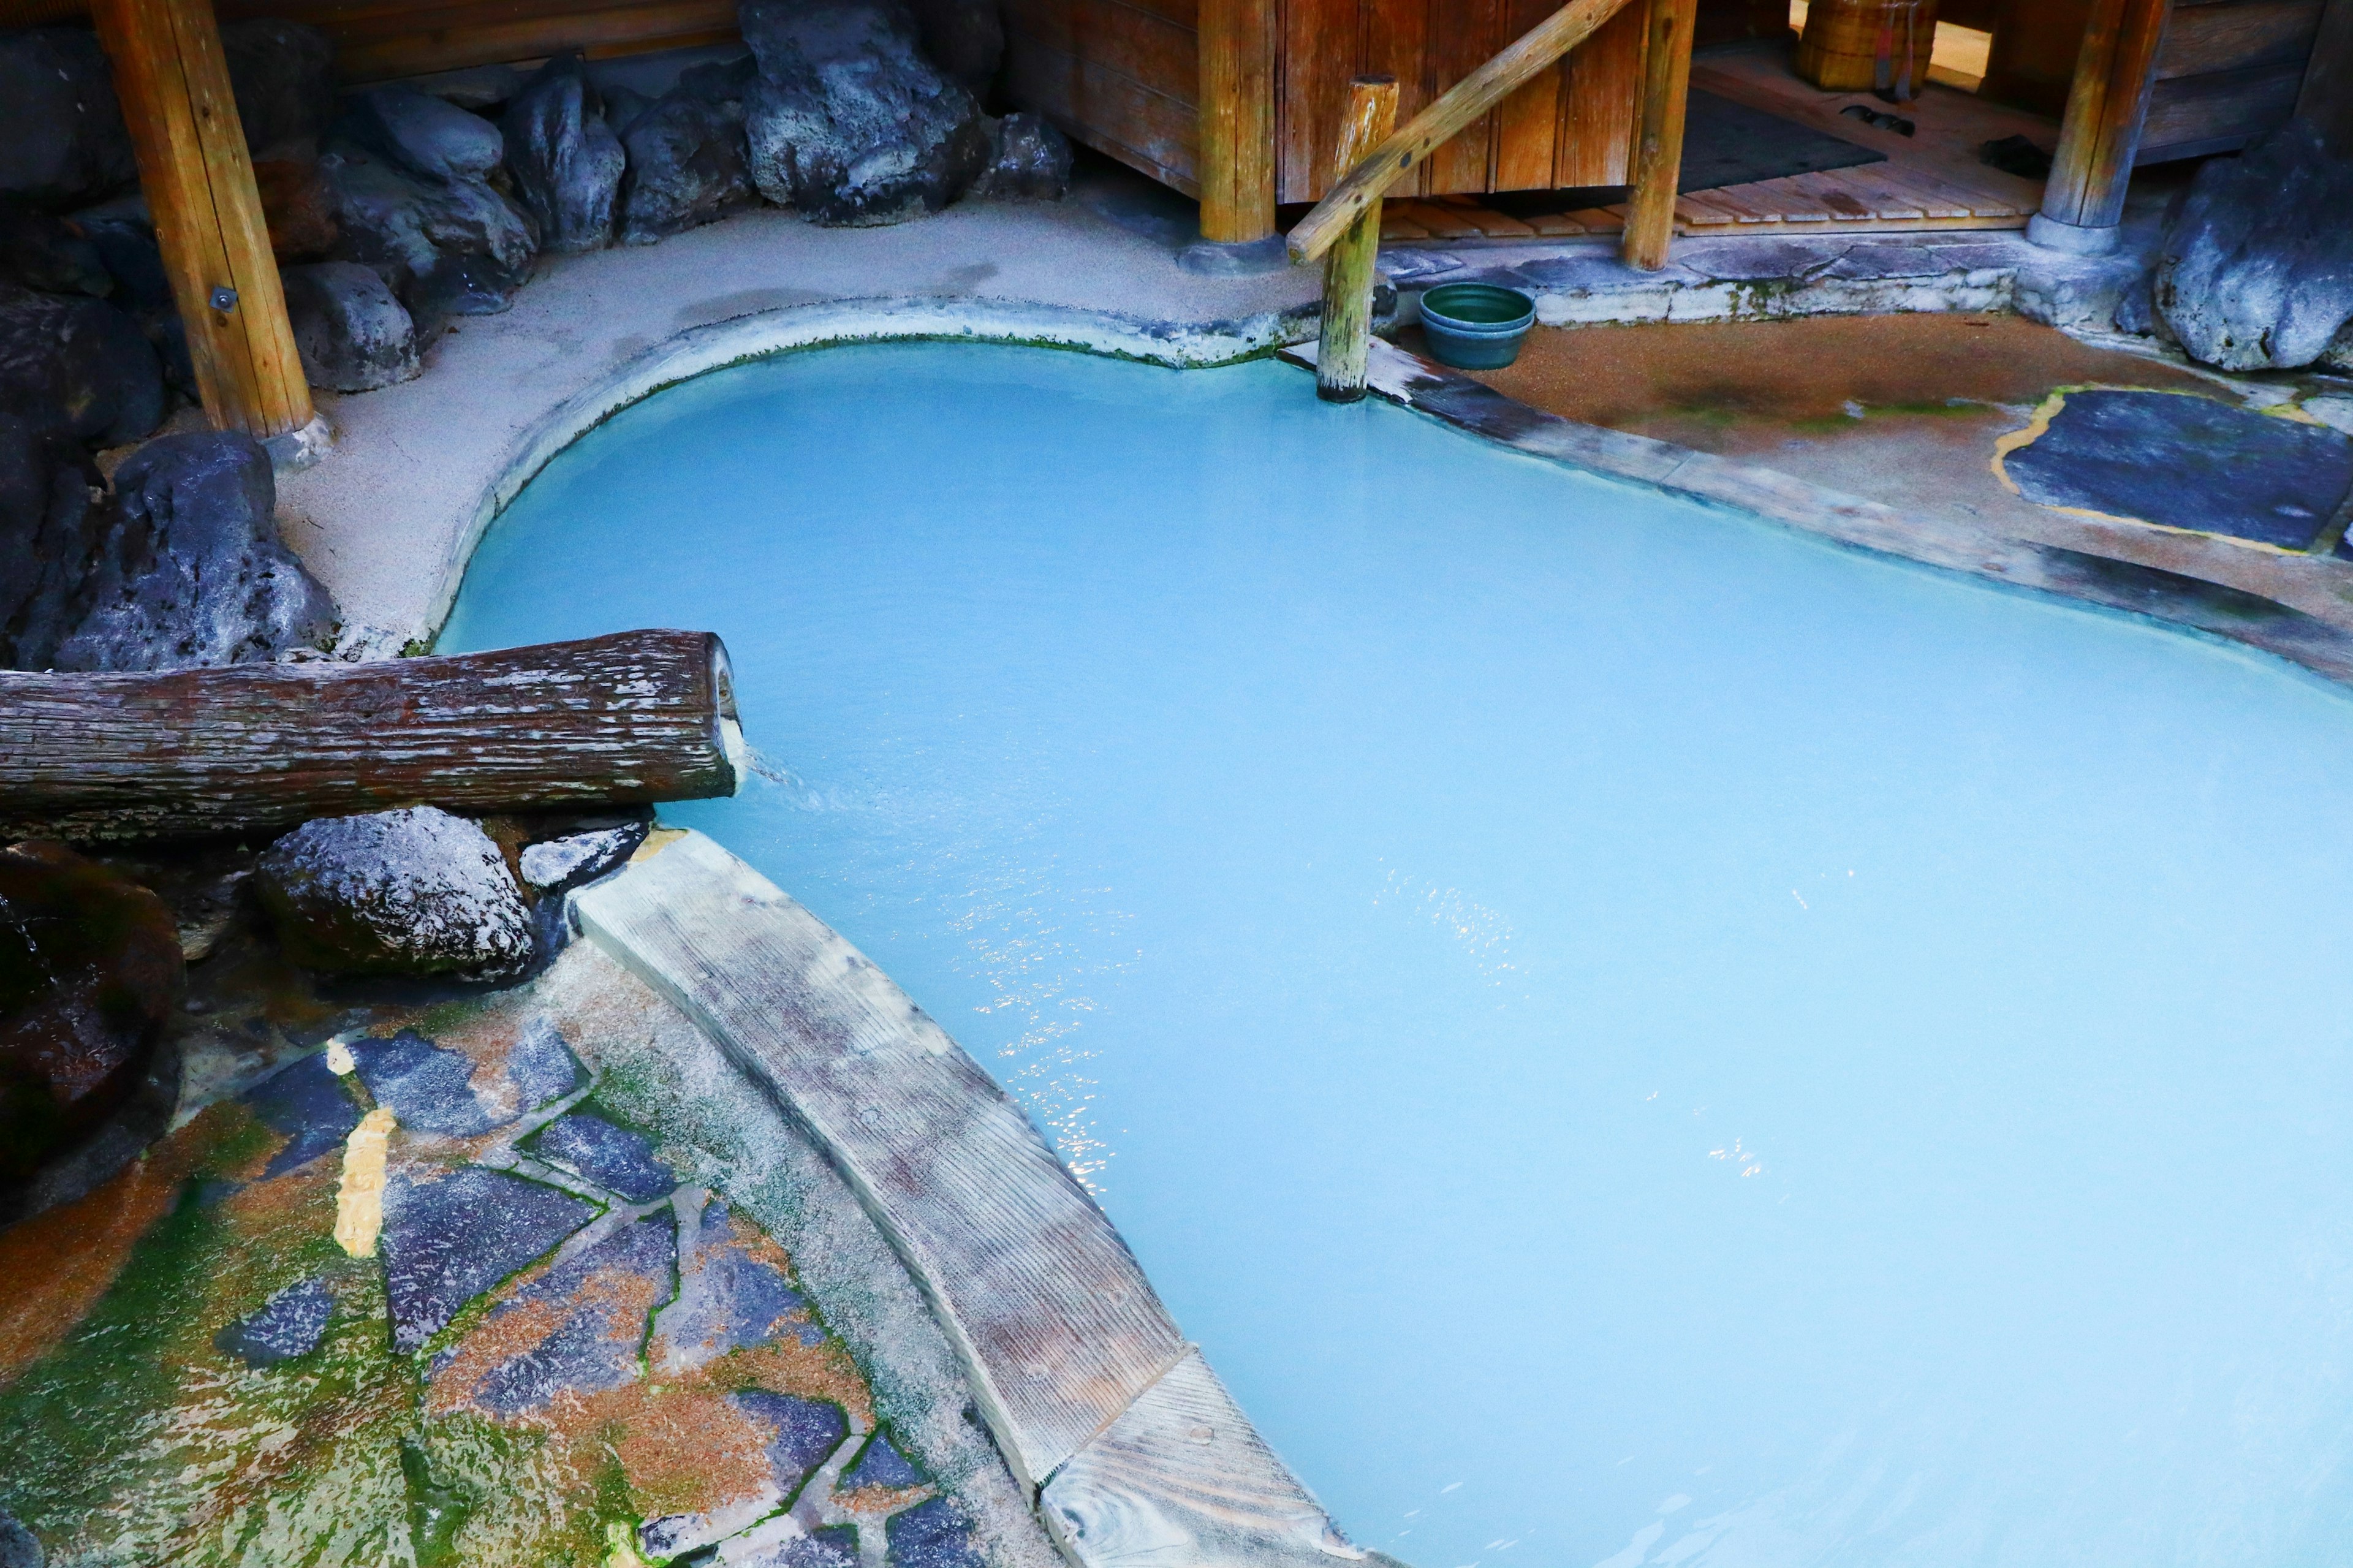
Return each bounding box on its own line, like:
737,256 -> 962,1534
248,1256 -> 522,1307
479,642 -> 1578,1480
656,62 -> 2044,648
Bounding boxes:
0,28 -> 138,211
380,1166 -> 597,1352
653,1196 -> 817,1372
841,1430 -> 927,1492
2154,122 -> 2353,371
349,1029 -> 499,1135
0,201 -> 113,296
70,207 -> 197,400
527,1110 -> 675,1200
319,148 -> 537,331
55,430 -> 337,672
252,157 -> 340,261
436,1211 -> 675,1415
0,412 -> 102,670
282,260 -> 419,392
617,89 -> 756,244
906,0 -> 1002,94
0,842 -> 183,1191
502,55 -> 627,252
241,1048 -> 363,1177
215,1275 -> 335,1366
739,0 -> 990,227
970,113 -> 1071,201
886,1497 -> 984,1568
339,86 -> 506,186
737,1391 -> 849,1495
257,806 -> 535,978
221,20 -> 336,158
0,282 -> 164,449
516,822 -> 644,892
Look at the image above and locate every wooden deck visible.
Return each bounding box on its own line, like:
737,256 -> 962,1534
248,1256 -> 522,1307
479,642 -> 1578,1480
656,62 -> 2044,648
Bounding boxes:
1374,39 -> 2056,242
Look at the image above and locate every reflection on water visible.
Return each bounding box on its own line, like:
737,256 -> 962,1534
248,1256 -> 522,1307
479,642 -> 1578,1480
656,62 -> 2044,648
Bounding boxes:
445,343 -> 2353,1568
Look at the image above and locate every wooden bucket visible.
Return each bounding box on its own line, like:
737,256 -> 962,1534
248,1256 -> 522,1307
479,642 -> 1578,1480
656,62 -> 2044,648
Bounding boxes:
1796,0 -> 1941,99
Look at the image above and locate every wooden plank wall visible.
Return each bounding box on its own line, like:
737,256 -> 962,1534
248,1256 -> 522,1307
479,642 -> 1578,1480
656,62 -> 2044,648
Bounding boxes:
1000,0 -> 1653,203
0,0 -> 739,83
1982,0 -> 2322,161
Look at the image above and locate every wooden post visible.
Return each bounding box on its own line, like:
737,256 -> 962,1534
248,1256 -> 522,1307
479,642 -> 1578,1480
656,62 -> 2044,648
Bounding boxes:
1196,0 -> 1278,246
2300,0 -> 2353,159
2028,0 -> 2172,254
1316,76 -> 1401,404
88,0 -> 316,445
1623,0 -> 1699,271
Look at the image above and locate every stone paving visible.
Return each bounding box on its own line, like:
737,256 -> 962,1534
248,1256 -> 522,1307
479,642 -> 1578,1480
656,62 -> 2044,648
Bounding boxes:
0,920 -> 1059,1568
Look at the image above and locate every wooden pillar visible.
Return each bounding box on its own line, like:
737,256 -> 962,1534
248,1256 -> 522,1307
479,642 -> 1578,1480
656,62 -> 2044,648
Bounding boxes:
2028,0 -> 2172,254
1316,76 -> 1400,403
2300,0 -> 2353,159
88,0 -> 315,443
1623,0 -> 1699,271
1197,0 -> 1278,245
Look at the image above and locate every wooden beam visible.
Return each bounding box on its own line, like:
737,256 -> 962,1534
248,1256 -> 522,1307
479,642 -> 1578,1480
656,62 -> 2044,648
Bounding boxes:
2031,0 -> 2173,249
1623,0 -> 1699,269
1317,75 -> 1400,403
2300,0 -> 2353,155
1287,0 -> 1639,263
88,0 -> 315,442
1196,0 -> 1277,244
0,631 -> 743,844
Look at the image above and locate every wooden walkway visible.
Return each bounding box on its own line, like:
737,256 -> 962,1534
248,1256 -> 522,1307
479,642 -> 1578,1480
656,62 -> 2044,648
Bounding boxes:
1376,40 -> 2055,242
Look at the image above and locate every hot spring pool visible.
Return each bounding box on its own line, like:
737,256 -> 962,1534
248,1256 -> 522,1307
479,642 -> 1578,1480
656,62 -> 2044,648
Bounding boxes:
442,342 -> 2353,1567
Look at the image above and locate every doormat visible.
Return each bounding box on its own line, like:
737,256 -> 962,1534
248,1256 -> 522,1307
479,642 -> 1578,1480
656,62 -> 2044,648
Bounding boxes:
1483,89 -> 1887,218
1994,388 -> 2353,552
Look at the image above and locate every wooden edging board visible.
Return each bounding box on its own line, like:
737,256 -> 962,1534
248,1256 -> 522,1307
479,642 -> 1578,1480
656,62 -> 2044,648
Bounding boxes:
1278,336 -> 2353,689
570,830 -> 1374,1568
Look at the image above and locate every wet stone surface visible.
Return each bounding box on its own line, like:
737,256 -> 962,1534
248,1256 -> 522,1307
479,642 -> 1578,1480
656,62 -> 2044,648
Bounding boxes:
656,1195 -> 820,1372
381,1167 -> 599,1352
434,1211 -> 675,1417
213,1275 -> 335,1367
737,1390 -> 852,1498
887,1496 -> 987,1568
241,1050 -> 363,1176
528,1108 -> 676,1200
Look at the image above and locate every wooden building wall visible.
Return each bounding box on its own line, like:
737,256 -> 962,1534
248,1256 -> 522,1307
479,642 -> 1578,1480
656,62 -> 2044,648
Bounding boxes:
1983,0 -> 2327,161
0,0 -> 737,81
1002,0 -> 1652,203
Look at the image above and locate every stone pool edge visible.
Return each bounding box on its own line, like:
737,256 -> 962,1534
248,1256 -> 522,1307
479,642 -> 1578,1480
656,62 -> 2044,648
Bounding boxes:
1284,336 -> 2353,689
571,829 -> 1379,1568
418,296 -> 1311,646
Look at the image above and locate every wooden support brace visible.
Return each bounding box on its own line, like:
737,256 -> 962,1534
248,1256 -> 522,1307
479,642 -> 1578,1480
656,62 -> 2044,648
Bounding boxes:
1317,76 -> 1401,404
1287,0 -> 1639,265
88,0 -> 316,444
1197,0 -> 1279,245
1624,0 -> 1700,271
2030,0 -> 2172,252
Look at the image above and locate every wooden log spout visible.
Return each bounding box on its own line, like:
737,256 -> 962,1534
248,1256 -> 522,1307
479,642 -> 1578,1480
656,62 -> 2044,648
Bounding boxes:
0,631 -> 746,844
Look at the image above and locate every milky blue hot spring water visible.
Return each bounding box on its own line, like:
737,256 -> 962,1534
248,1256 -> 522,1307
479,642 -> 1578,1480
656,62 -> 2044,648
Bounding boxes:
442,343 -> 2353,1567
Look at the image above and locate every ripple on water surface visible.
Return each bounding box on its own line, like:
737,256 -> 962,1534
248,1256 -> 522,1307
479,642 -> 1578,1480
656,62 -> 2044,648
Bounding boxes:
442,343 -> 2353,1568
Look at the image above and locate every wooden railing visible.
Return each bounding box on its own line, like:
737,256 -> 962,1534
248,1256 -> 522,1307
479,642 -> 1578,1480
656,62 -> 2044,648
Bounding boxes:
1294,0 -> 1700,401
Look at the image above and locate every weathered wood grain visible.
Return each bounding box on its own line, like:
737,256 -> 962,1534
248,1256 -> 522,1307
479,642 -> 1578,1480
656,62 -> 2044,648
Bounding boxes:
1007,34 -> 1203,193
2039,0 -> 2173,227
1623,0 -> 1698,269
2156,0 -> 2323,78
0,631 -> 740,844
1287,0 -> 1639,262
571,831 -> 1194,1493
2140,58 -> 2307,155
1195,0 -> 1276,240
1318,76 -> 1401,402
1041,1347 -> 1366,1568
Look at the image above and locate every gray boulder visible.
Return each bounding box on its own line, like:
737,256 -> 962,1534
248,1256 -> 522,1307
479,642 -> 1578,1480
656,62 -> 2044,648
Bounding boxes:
282,260 -> 420,392
0,282 -> 164,449
618,89 -> 756,243
0,413 -> 100,670
739,0 -> 990,227
221,19 -> 336,157
338,86 -> 506,184
0,201 -> 112,295
54,430 -> 337,672
256,806 -> 535,978
970,112 -> 1072,201
0,28 -> 137,211
2154,122 -> 2353,371
69,204 -> 197,400
319,148 -> 537,332
502,54 -> 627,252
905,0 -> 1004,94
